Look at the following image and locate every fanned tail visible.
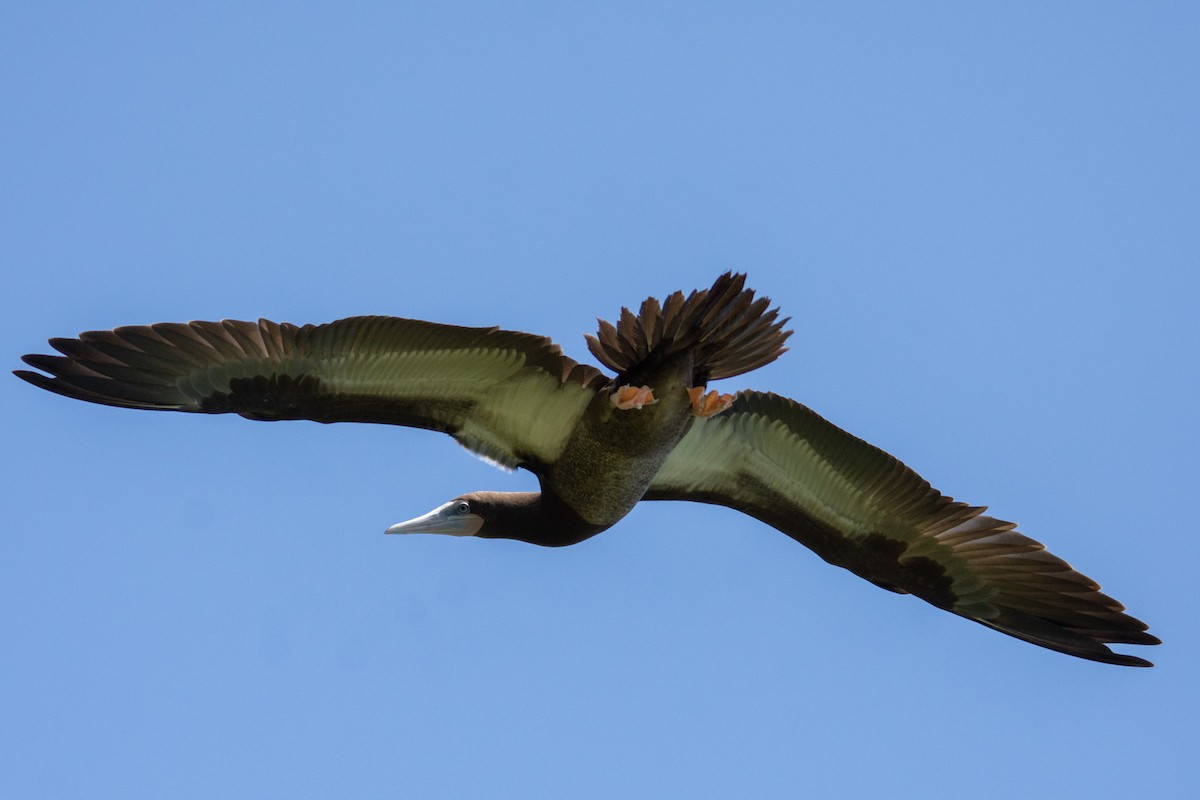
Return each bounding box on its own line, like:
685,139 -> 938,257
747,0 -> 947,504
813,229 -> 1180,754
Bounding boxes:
585,272 -> 792,382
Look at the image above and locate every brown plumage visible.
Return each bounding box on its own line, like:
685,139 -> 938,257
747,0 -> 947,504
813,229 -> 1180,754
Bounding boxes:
15,273 -> 1158,666
585,273 -> 790,381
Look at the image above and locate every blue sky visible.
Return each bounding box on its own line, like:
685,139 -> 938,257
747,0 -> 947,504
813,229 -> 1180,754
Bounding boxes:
3,3 -> 1196,797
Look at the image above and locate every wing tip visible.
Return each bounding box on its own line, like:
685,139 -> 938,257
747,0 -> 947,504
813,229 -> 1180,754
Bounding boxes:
14,367 -> 86,400
969,609 -> 1160,667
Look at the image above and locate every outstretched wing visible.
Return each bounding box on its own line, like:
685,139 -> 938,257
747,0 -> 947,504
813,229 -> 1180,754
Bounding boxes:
646,390 -> 1158,666
17,316 -> 607,472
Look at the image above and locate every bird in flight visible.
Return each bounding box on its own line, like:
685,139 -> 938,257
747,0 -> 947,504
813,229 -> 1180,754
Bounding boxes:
16,273 -> 1158,666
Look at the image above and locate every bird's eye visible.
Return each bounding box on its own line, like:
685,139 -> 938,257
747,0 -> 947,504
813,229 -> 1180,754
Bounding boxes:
455,501 -> 470,514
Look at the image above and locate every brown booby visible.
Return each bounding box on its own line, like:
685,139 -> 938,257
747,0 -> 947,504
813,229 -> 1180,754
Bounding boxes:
15,273 -> 1158,666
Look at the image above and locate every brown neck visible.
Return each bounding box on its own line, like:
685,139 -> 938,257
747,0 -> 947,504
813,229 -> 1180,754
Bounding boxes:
465,490 -> 610,548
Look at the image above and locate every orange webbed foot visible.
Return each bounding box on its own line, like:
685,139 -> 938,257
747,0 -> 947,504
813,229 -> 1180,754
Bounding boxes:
610,384 -> 657,410
688,386 -> 735,418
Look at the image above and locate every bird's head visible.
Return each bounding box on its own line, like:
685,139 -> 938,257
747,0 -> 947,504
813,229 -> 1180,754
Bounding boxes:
385,494 -> 488,537
385,490 -> 602,547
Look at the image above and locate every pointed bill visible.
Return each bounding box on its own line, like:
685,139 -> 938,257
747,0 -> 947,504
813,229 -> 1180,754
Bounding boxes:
385,500 -> 483,537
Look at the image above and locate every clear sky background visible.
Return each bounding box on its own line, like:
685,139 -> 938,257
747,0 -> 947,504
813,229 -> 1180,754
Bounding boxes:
3,3 -> 1197,798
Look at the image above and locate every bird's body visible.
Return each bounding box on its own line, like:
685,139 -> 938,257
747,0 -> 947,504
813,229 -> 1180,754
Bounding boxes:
16,273 -> 1159,666
546,353 -> 695,531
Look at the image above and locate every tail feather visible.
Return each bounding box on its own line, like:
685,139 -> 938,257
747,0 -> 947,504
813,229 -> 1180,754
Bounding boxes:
585,273 -> 792,382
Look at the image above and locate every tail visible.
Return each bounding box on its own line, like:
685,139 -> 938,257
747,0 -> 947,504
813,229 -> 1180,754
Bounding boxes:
585,272 -> 792,382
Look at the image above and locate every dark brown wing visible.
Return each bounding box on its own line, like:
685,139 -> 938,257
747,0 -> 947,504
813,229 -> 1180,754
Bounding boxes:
646,391 -> 1159,666
17,316 -> 606,472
